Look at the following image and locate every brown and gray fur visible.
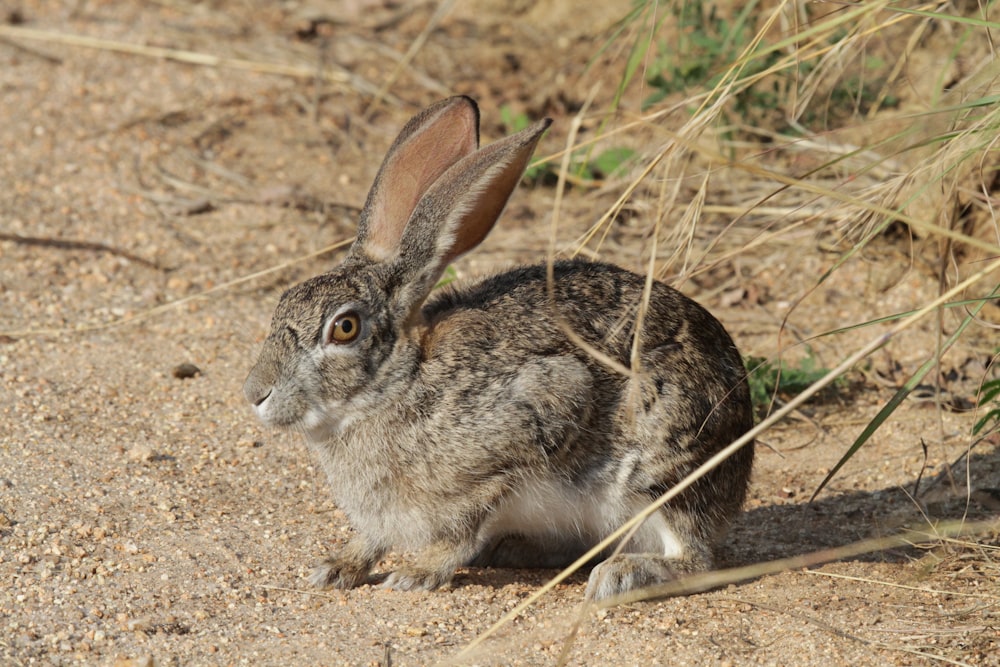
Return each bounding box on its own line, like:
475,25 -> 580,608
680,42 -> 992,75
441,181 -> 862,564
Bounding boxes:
243,96 -> 754,601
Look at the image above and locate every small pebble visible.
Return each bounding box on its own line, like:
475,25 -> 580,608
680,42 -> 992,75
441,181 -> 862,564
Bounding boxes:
172,363 -> 201,379
127,444 -> 154,462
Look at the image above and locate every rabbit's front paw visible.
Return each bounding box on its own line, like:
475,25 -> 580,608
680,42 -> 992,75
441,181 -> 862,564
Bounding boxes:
585,553 -> 681,601
382,566 -> 452,591
309,554 -> 371,590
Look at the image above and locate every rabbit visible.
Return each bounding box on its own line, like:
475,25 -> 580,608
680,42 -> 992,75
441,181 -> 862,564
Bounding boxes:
243,96 -> 754,601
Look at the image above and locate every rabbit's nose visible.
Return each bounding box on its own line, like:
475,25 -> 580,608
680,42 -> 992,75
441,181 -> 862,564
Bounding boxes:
250,387 -> 272,408
243,372 -> 273,408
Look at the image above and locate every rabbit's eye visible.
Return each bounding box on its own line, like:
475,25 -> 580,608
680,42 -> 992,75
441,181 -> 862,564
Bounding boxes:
328,312 -> 361,344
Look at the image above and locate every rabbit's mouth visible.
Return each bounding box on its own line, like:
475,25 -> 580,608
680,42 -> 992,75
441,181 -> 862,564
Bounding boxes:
248,386 -> 343,439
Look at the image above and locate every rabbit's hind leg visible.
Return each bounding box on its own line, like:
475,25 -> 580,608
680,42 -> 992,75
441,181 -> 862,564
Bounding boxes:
583,507 -> 712,602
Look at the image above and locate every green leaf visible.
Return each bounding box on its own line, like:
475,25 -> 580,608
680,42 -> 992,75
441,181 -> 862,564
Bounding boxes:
592,147 -> 636,178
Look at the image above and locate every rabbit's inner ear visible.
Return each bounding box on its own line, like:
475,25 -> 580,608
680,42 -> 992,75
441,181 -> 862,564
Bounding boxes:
356,98 -> 480,262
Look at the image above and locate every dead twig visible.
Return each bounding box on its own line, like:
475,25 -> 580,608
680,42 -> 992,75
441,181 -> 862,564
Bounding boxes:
0,232 -> 163,270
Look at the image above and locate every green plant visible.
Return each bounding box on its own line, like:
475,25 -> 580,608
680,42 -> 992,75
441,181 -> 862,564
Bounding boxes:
973,374 -> 1000,436
500,105 -> 636,184
637,1 -> 903,130
587,146 -> 637,179
642,0 -> 780,113
434,265 -> 458,289
745,350 -> 841,417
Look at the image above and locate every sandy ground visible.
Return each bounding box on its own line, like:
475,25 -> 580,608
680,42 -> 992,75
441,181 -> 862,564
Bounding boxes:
2,2 -> 999,665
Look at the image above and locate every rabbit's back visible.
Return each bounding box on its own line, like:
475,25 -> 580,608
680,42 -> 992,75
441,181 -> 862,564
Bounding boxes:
423,259 -> 750,430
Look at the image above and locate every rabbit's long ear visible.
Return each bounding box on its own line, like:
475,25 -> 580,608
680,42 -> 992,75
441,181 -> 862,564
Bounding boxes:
352,96 -> 480,262
391,117 -> 551,314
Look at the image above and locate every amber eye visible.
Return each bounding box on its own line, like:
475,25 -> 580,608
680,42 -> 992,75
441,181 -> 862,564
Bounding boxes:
328,312 -> 361,344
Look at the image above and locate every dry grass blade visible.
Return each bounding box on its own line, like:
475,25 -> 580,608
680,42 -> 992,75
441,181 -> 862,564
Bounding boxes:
363,0 -> 456,117
599,518 -> 1000,606
453,518 -> 1000,665
733,599 -> 980,667
834,302 -> 996,497
546,90 -> 635,379
656,122 -> 1000,256
803,569 -> 1000,601
0,25 -> 392,100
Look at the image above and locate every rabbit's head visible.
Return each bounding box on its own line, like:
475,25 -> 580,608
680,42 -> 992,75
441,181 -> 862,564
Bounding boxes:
244,97 -> 550,440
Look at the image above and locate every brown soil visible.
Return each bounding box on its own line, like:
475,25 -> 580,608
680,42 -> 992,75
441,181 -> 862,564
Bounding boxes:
2,2 -> 999,665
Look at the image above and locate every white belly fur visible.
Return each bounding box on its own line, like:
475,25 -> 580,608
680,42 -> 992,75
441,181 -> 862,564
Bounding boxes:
482,475 -> 685,558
